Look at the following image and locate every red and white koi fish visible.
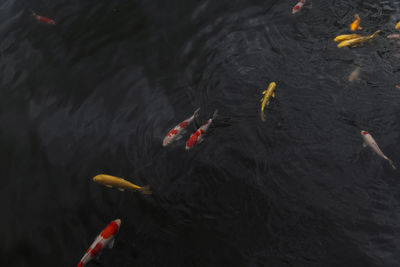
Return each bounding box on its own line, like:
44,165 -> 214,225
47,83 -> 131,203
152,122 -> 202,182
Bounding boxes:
185,110 -> 217,150
361,130 -> 396,170
163,108 -> 200,147
77,219 -> 121,267
387,34 -> 400,39
32,11 -> 56,25
292,0 -> 306,14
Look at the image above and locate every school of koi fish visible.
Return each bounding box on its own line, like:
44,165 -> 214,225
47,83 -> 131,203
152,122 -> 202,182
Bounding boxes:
29,2 -> 399,265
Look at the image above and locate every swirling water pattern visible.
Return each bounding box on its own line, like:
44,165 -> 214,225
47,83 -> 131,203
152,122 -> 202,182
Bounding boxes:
1,0 -> 400,266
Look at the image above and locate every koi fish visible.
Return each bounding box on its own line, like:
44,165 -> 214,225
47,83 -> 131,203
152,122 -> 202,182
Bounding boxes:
334,34 -> 362,42
387,34 -> 400,39
337,30 -> 380,48
348,66 -> 361,82
185,110 -> 218,150
361,130 -> 396,170
32,11 -> 56,25
77,219 -> 121,267
292,0 -> 306,14
396,21 -> 400,30
93,174 -> 152,194
163,108 -> 200,146
260,82 -> 276,122
350,14 -> 362,31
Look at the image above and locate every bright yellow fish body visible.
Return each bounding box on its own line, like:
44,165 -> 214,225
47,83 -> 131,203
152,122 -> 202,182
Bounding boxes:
93,174 -> 152,194
337,30 -> 380,48
334,34 -> 362,42
396,21 -> 400,30
260,82 -> 276,121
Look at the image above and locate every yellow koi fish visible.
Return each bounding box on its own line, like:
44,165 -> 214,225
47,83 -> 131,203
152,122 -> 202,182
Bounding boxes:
260,82 -> 276,121
337,30 -> 380,48
93,174 -> 152,194
334,34 -> 362,42
350,14 -> 362,31
396,21 -> 400,30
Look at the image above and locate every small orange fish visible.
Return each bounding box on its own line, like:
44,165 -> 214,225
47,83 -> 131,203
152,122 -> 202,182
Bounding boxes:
350,14 -> 362,31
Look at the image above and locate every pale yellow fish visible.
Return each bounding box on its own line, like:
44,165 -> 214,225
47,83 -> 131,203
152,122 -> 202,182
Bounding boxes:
334,34 -> 362,42
396,21 -> 400,30
260,82 -> 276,121
337,30 -> 380,48
93,174 -> 152,194
348,66 -> 361,82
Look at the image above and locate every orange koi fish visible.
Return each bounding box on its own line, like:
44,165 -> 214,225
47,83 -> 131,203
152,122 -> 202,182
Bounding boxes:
350,14 -> 362,31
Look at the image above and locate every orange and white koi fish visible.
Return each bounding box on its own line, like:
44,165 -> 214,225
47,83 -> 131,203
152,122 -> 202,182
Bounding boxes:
185,110 -> 217,150
163,108 -> 200,146
361,130 -> 396,170
77,219 -> 121,267
350,14 -> 362,31
32,11 -> 56,25
387,34 -> 400,39
292,0 -> 306,14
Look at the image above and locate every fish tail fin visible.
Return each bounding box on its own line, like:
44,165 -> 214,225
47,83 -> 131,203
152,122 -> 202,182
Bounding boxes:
141,185 -> 152,195
193,108 -> 200,118
261,112 -> 266,122
31,10 -> 36,16
370,30 -> 381,39
212,110 -> 218,120
388,159 -> 396,170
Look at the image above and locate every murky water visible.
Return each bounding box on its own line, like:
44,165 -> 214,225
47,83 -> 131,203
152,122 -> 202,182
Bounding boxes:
2,0 -> 400,266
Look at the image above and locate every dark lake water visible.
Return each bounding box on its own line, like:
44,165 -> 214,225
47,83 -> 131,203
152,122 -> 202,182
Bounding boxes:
2,0 -> 400,266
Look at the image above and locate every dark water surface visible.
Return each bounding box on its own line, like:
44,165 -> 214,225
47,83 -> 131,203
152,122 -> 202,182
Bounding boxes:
2,0 -> 400,266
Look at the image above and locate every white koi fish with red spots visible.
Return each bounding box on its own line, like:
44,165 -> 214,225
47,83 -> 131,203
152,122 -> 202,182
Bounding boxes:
77,219 -> 121,267
163,108 -> 200,147
185,110 -> 217,150
387,34 -> 400,39
292,0 -> 306,14
361,130 -> 396,170
32,11 -> 56,25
